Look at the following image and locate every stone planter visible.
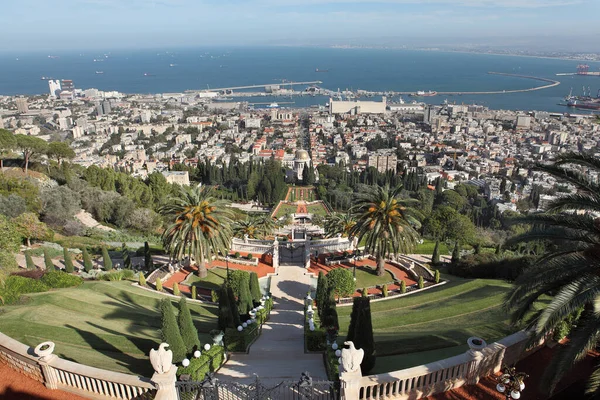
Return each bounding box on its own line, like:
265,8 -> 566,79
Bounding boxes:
467,336 -> 487,351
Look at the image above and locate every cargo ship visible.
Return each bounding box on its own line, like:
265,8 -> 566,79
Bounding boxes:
411,90 -> 437,97
563,88 -> 600,110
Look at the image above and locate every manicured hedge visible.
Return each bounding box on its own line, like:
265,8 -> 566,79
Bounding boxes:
40,271 -> 83,288
0,276 -> 49,304
448,254 -> 536,281
177,345 -> 225,381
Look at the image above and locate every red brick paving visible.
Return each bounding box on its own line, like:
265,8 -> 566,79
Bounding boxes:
0,362 -> 86,400
297,202 -> 308,213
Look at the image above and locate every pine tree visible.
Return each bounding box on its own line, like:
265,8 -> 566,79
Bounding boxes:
139,272 -> 146,286
144,242 -> 153,270
82,248 -> 93,272
173,283 -> 181,296
249,272 -> 261,304
25,250 -> 36,270
227,285 -> 241,327
156,277 -> 163,292
63,248 -> 74,273
178,297 -> 200,353
400,280 -> 406,294
43,249 -> 54,271
122,243 -> 132,269
159,298 -> 186,363
451,242 -> 460,264
346,297 -> 376,374
316,271 -> 329,318
191,285 -> 197,300
431,240 -> 440,264
102,247 -> 113,271
237,273 -> 253,315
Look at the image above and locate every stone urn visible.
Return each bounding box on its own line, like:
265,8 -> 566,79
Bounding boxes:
34,342 -> 56,362
467,336 -> 487,351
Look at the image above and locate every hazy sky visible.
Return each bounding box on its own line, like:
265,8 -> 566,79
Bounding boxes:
3,0 -> 599,51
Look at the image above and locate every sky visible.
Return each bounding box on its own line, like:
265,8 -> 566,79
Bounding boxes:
2,0 -> 600,51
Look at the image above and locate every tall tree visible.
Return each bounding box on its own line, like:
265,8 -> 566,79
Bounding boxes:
82,248 -> 93,272
63,248 -> 74,273
47,142 -> 75,165
144,241 -> 153,270
323,212 -> 356,238
249,272 -> 261,304
505,154 -> 600,396
350,185 -> 421,276
346,296 -> 376,374
102,246 -> 113,271
25,250 -> 36,270
0,129 -> 17,169
14,134 -> 47,174
159,186 -> 233,278
227,285 -> 241,327
122,243 -> 132,269
431,240 -> 440,264
237,272 -> 253,315
13,212 -> 50,247
159,298 -> 186,363
177,297 -> 201,353
43,248 -> 54,270
315,271 -> 329,318
218,284 -> 234,330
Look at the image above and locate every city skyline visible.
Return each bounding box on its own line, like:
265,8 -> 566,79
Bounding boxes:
2,0 -> 600,51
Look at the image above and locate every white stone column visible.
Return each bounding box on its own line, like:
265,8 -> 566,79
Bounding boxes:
34,342 -> 59,390
272,240 -> 279,269
152,367 -> 178,400
339,368 -> 362,399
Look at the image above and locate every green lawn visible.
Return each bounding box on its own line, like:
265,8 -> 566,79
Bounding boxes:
353,266 -> 395,288
0,281 -> 217,376
273,203 -> 297,218
337,275 -> 524,373
306,202 -> 329,216
184,268 -> 227,291
414,239 -> 450,255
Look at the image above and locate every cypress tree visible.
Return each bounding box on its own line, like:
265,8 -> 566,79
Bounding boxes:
144,242 -> 153,270
25,250 -> 36,270
178,297 -> 200,353
139,272 -> 146,286
63,248 -> 74,273
122,243 -> 132,269
315,271 -> 328,318
43,249 -> 54,271
451,242 -> 460,264
431,240 -> 440,265
191,285 -> 197,300
159,298 -> 186,363
102,247 -> 113,271
237,273 -> 253,315
434,270 -> 440,284
418,276 -> 424,289
156,277 -> 163,292
227,285 -> 241,327
173,283 -> 181,296
321,289 -> 339,331
346,297 -> 376,374
218,284 -> 233,330
361,287 -> 368,297
400,280 -> 406,294
249,272 -> 261,304
82,248 -> 93,272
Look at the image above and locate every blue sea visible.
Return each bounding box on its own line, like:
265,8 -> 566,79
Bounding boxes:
1,47 -> 600,113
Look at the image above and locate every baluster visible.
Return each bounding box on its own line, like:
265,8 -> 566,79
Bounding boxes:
125,384 -> 132,398
101,379 -> 109,395
64,371 -> 73,387
107,381 -> 115,397
74,373 -> 83,389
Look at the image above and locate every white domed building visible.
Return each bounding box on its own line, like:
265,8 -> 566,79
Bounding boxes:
293,149 -> 311,180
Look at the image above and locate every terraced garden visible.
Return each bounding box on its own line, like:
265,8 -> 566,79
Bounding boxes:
0,281 -> 217,376
337,276 -> 530,374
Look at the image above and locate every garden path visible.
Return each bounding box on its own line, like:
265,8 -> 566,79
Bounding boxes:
216,263 -> 327,384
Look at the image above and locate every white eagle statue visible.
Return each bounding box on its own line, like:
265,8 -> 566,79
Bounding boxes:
340,341 -> 364,374
150,343 -> 173,374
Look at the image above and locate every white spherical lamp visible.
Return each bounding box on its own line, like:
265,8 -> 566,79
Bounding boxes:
243,322 -> 248,328
331,343 -> 338,350
338,358 -> 342,364
309,326 -> 315,331
194,350 -> 201,358
246,319 -> 252,325
182,358 -> 190,367
510,391 -> 521,399
335,349 -> 342,357
204,343 -> 210,351
237,325 -> 243,332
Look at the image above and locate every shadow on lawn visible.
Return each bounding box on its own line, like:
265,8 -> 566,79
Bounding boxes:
86,321 -> 157,357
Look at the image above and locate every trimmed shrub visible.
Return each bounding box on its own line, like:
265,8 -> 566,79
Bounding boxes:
25,251 -> 36,270
237,273 -> 253,315
173,283 -> 181,296
43,249 -> 54,271
249,272 -> 261,304
381,284 -> 388,298
327,268 -> 355,300
346,296 -> 376,374
418,276 -> 424,289
211,290 -> 218,303
434,269 -> 440,284
178,297 -> 201,353
228,269 -> 249,299
227,285 -> 241,328
234,252 -> 240,259
156,277 -> 163,292
361,287 -> 368,297
191,285 -> 197,300
139,272 -> 146,286
159,298 -> 186,363
122,243 -> 132,270
102,247 -> 113,271
305,326 -> 326,351
245,253 -> 253,260
144,242 -> 153,270
177,345 -> 225,381
316,271 -> 328,318
218,284 -> 234,331
0,276 -> 48,304
63,248 -> 74,273
448,254 -> 536,281
41,271 -> 83,288
553,320 -> 570,342
321,289 -> 339,331
82,248 -> 93,272
451,242 -> 460,264
400,280 -> 406,294
432,240 -> 440,264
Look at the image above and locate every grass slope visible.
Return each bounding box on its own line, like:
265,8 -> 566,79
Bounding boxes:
337,275 -> 519,374
0,281 -> 217,376
184,268 -> 227,291
354,266 -> 395,288
414,239 -> 450,255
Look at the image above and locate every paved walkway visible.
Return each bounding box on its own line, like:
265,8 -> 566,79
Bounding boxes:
216,263 -> 327,384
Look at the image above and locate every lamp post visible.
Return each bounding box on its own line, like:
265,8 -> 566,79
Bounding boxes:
496,366 -> 528,399
225,255 -> 230,283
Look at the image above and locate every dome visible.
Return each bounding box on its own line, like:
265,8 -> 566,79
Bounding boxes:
295,149 -> 310,161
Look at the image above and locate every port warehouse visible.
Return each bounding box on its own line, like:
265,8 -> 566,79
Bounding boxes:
329,96 -> 388,114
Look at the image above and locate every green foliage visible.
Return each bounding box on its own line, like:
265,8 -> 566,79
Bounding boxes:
14,134 -> 48,173
316,271 -> 329,318
245,253 -> 253,260
191,285 -> 197,300
144,242 -> 152,270
381,284 -> 388,297
553,321 -> 570,342
156,277 -> 163,292
0,251 -> 17,277
13,212 -> 52,246
173,283 -> 181,296
101,247 -> 113,271
25,250 -> 36,270
234,252 -> 240,258
346,297 -> 376,374
451,242 -> 460,264
227,285 -> 241,328
326,268 -> 355,299
424,206 -> 476,245
138,272 -> 146,286
432,240 -> 440,264
218,284 -> 234,331
224,325 -> 260,352
249,272 -> 261,304
47,142 -> 75,164
228,269 -> 250,299
449,254 -> 536,281
122,243 -> 132,269
178,297 -> 201,353
321,289 -> 339,331
434,270 -> 440,284
211,290 -> 218,303
400,280 -> 406,294
418,276 -> 424,289
0,215 -> 21,253
159,298 -> 186,363
40,271 -> 83,288
43,248 -> 55,271
305,325 -> 327,352
0,276 -> 48,304
361,287 -> 368,297
237,272 -> 253,315
101,270 -> 135,281
63,248 -> 74,273
0,174 -> 40,213
177,345 -> 225,381
82,248 -> 93,272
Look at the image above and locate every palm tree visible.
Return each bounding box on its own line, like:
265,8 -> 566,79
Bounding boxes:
233,219 -> 260,239
323,212 -> 356,238
349,185 -> 421,276
159,185 -> 233,277
504,153 -> 600,396
251,213 -> 276,239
